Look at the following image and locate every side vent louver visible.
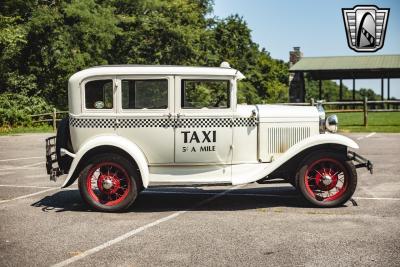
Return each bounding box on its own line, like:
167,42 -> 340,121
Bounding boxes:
267,127 -> 311,154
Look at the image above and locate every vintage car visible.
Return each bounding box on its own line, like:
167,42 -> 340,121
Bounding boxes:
46,63 -> 373,212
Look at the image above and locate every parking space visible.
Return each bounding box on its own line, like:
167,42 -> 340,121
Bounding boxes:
0,133 -> 399,266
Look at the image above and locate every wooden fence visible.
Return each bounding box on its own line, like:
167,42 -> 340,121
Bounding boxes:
30,108 -> 68,131
31,98 -> 400,130
280,98 -> 400,126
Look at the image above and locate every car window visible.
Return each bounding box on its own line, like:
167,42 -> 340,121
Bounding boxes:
181,80 -> 230,109
85,80 -> 113,109
122,79 -> 168,109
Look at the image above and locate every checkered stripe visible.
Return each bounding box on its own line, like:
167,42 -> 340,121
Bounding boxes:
69,117 -> 257,128
70,117 -> 115,128
118,118 -> 174,128
232,117 -> 257,127
176,118 -> 231,128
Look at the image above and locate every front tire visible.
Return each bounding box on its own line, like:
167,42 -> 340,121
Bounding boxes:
296,151 -> 357,207
78,153 -> 139,212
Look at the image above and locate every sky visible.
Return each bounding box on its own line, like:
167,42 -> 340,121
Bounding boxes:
212,0 -> 400,98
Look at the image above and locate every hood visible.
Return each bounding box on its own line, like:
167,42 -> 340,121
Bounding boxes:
256,104 -> 319,122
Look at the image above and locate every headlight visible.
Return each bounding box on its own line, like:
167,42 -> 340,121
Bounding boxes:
325,114 -> 338,133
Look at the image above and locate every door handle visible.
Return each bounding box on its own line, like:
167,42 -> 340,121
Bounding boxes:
163,113 -> 172,119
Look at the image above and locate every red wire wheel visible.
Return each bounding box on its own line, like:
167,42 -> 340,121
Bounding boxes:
78,153 -> 138,212
304,158 -> 347,202
297,151 -> 357,207
86,162 -> 131,206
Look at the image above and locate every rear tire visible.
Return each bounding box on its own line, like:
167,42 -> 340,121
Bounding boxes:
296,151 -> 357,207
78,153 -> 139,212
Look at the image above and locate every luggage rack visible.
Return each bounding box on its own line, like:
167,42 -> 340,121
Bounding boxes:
46,136 -> 62,181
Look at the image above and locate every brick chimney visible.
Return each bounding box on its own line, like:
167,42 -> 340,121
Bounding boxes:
289,47 -> 303,66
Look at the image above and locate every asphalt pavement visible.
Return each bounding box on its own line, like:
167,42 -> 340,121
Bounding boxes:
0,132 -> 399,266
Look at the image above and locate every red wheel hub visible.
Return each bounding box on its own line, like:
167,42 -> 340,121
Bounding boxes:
86,162 -> 131,206
304,158 -> 348,202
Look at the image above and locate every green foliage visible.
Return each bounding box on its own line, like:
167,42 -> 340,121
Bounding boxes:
0,0 -> 290,113
0,93 -> 53,127
305,78 -> 381,102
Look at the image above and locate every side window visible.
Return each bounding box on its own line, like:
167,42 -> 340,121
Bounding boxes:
121,79 -> 168,109
182,80 -> 230,109
85,80 -> 113,109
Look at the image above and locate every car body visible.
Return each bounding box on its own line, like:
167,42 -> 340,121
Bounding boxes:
46,63 -> 373,212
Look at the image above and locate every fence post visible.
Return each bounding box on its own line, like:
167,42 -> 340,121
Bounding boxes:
52,108 -> 57,132
310,98 -> 315,106
363,97 -> 368,127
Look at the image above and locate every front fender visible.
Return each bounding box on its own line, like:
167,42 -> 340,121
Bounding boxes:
232,133 -> 359,185
61,134 -> 149,188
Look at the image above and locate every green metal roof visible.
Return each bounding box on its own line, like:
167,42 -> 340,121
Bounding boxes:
290,54 -> 400,71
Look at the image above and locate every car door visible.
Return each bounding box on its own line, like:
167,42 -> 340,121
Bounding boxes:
115,75 -> 175,164
174,76 -> 233,164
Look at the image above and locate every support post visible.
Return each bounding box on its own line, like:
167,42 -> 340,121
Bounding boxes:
310,98 -> 315,106
52,108 -> 57,132
387,78 -> 390,109
363,97 -> 368,127
352,79 -> 355,101
381,78 -> 384,109
339,79 -> 343,109
319,80 -> 322,100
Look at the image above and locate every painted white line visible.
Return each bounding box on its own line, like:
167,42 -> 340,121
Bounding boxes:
51,184 -> 244,267
0,187 -> 58,204
354,197 -> 400,201
365,132 -> 376,138
0,184 -> 54,189
0,161 -> 44,171
24,174 -> 49,178
0,156 -> 43,162
357,132 -> 376,140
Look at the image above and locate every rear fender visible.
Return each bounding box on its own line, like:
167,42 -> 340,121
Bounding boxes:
61,134 -> 149,188
232,134 -> 359,185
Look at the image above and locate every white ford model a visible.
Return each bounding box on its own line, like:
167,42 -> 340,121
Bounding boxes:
46,63 -> 373,212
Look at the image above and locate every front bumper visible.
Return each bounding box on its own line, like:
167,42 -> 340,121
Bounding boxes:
45,136 -> 62,181
348,151 -> 373,174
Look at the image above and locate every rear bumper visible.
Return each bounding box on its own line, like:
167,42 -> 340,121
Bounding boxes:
348,151 -> 373,174
46,136 -> 62,181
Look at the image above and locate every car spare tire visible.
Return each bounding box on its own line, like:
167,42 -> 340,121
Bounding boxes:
56,117 -> 73,173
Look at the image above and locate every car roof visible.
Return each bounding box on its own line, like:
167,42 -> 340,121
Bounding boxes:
69,64 -> 245,85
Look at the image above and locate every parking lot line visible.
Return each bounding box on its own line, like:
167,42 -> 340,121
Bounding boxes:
51,184 -> 244,267
0,184 -> 55,189
0,187 -> 58,204
0,161 -> 44,171
354,197 -> 400,201
357,132 -> 376,140
0,156 -> 43,162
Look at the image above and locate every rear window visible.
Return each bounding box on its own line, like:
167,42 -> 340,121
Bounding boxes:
121,79 -> 168,109
85,80 -> 113,109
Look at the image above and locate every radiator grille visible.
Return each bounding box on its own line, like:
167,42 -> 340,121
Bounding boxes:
267,127 -> 311,154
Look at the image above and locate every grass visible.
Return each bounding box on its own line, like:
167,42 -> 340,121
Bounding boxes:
0,124 -> 54,136
328,111 -> 400,133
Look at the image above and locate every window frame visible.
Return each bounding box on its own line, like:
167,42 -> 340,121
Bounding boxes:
175,76 -> 234,115
116,75 -> 173,115
81,76 -> 116,114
